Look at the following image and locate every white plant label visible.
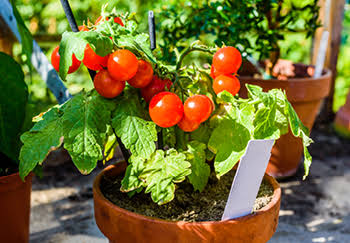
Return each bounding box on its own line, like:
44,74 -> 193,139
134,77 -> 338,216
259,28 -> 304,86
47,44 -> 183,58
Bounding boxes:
222,139 -> 275,221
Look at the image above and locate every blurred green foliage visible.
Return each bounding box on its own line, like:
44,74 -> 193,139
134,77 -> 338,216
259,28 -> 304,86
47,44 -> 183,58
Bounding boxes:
334,6 -> 350,112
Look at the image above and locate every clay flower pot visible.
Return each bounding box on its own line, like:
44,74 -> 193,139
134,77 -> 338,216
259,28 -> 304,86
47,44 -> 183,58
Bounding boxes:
93,162 -> 281,243
0,172 -> 33,243
335,91 -> 350,137
239,64 -> 331,177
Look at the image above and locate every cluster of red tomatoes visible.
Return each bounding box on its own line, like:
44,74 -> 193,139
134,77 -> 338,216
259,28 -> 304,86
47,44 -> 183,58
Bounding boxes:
51,16 -> 174,102
50,15 -> 242,132
210,46 -> 242,97
149,46 -> 242,132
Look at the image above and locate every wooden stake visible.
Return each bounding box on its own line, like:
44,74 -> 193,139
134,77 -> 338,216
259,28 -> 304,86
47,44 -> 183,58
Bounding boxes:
312,0 -> 346,122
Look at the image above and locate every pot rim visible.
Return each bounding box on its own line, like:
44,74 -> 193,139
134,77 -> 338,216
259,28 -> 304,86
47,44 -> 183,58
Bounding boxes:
93,162 -> 282,226
239,67 -> 331,83
0,171 -> 33,193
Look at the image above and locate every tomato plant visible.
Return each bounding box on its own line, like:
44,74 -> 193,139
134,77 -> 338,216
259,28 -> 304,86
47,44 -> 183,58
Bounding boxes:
178,115 -> 200,132
212,46 -> 242,75
20,9 -> 314,206
83,44 -> 109,71
107,49 -> 138,82
95,16 -> 124,27
141,76 -> 172,103
51,45 -> 81,74
94,70 -> 125,98
149,92 -> 184,128
184,95 -> 212,123
127,60 -> 154,88
213,74 -> 241,96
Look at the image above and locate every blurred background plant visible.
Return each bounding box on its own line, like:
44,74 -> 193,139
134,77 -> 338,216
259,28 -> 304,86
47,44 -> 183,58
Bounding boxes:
10,0 -> 350,114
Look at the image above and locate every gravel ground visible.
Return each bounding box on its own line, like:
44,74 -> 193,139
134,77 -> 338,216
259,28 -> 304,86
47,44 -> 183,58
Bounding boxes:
29,123 -> 350,243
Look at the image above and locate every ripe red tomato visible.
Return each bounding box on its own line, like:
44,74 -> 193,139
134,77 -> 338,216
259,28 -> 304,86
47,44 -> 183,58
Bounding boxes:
210,65 -> 222,79
127,60 -> 154,88
78,25 -> 89,31
141,76 -> 173,103
149,92 -> 184,128
184,95 -> 212,123
95,16 -> 124,27
51,45 -> 81,74
213,74 -> 241,96
93,70 -> 125,98
107,49 -> 138,82
178,115 -> 200,132
114,17 -> 124,27
212,46 -> 242,75
82,44 -> 109,71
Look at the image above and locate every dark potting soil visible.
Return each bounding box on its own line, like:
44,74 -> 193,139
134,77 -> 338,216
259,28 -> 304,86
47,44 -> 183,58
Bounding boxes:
100,169 -> 274,222
0,153 -> 18,177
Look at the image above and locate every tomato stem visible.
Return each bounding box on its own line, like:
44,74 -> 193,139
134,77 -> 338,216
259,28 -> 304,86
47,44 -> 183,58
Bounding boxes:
112,128 -> 130,162
157,129 -> 164,150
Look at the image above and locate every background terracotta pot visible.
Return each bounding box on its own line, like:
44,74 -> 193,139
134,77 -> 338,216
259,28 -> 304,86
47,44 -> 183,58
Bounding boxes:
0,172 -> 33,243
238,64 -> 331,178
93,163 -> 281,243
335,91 -> 350,137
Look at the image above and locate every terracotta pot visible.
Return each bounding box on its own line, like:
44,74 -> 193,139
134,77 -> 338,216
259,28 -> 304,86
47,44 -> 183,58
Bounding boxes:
335,91 -> 350,137
93,162 -> 281,243
0,172 -> 33,243
239,64 -> 331,178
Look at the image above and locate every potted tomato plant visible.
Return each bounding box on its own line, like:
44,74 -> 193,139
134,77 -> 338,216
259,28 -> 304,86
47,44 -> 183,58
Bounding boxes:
157,0 -> 329,178
0,52 -> 33,243
19,9 -> 313,243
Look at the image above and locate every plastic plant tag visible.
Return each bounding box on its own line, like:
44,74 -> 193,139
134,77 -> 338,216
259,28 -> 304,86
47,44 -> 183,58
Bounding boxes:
222,139 -> 275,221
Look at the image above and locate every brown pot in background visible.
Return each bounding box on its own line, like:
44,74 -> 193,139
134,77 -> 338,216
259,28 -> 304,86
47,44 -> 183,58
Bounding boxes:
0,172 -> 33,243
239,64 -> 331,178
335,91 -> 350,137
93,163 -> 281,243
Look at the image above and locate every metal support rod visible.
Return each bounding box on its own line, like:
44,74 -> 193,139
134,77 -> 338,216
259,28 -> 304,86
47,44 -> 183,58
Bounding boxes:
148,10 -> 163,150
59,0 -> 96,80
148,11 -> 156,51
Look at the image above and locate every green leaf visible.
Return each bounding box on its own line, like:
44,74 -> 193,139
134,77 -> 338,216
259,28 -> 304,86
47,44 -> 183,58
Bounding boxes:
190,122 -> 211,144
186,141 -> 210,192
118,33 -> 156,64
208,119 -> 251,178
139,149 -> 191,205
112,94 -> 157,159
62,91 -> 116,174
253,105 -> 280,139
286,100 -> 313,178
19,106 -> 64,179
58,31 -> 113,80
121,156 -> 146,192
0,53 -> 28,162
269,89 -> 288,135
10,0 -> 33,69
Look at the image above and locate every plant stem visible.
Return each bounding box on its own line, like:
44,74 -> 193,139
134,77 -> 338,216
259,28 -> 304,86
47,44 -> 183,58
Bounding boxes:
175,46 -> 215,71
157,129 -> 163,150
113,128 -> 130,162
